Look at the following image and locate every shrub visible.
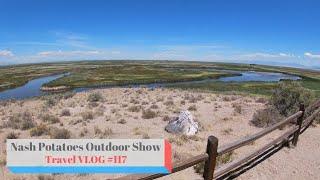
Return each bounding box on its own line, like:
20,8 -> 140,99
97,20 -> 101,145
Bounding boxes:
162,115 -> 171,121
130,98 -> 140,104
150,104 -> 159,109
30,124 -> 49,136
142,133 -> 150,139
94,126 -> 102,135
164,100 -> 174,106
117,119 -> 127,124
50,128 -> 71,139
45,97 -> 58,107
271,81 -> 314,116
250,107 -> 283,128
61,109 -> 71,116
87,92 -> 104,102
194,151 -> 234,175
188,105 -> 197,111
41,114 -> 60,124
128,105 -> 141,112
37,175 -> 55,180
81,111 -> 94,120
6,111 -> 36,130
142,109 -> 157,119
256,97 -> 267,103
102,128 -> 113,138
232,103 -> 242,114
6,132 -> 18,139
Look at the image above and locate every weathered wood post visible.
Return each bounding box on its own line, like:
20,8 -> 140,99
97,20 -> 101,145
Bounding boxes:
292,104 -> 305,146
203,136 -> 219,180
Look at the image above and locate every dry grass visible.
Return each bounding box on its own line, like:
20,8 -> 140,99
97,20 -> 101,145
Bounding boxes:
117,119 -> 127,124
5,111 -> 36,130
142,109 -> 157,119
188,104 -> 197,111
87,92 -> 104,102
49,128 -> 71,139
30,124 -> 49,136
128,105 -> 141,112
40,113 -> 60,124
6,131 -> 19,139
81,111 -> 94,120
61,109 -> 71,116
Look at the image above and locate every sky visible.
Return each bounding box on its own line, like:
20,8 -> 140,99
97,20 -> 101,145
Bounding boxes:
0,0 -> 320,68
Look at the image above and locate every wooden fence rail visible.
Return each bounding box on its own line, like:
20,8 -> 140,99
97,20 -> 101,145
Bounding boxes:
117,99 -> 320,180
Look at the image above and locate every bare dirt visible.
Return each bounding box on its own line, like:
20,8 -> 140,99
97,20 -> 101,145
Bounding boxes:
0,88 -> 318,180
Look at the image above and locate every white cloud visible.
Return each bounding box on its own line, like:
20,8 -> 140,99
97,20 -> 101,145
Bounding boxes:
304,52 -> 320,59
0,50 -> 14,57
37,50 -> 100,56
240,52 -> 295,59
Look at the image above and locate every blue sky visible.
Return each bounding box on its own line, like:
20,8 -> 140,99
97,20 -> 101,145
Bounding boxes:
0,0 -> 320,68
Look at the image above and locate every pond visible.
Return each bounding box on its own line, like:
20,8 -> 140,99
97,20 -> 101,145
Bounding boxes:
0,71 -> 301,101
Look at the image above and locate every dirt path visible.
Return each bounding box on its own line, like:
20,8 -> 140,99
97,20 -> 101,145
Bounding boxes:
237,125 -> 320,180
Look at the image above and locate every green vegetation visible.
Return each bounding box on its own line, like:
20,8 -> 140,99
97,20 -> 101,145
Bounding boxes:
0,61 -> 319,97
251,81 -> 316,128
271,81 -> 315,116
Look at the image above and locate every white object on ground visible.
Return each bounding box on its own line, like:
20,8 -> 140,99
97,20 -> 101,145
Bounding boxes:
165,110 -> 199,136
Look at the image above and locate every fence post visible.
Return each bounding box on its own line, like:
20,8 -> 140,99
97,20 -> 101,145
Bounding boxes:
292,104 -> 305,146
203,136 -> 219,180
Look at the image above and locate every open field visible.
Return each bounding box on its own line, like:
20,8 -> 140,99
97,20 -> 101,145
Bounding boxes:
0,88 -> 319,180
0,61 -> 319,96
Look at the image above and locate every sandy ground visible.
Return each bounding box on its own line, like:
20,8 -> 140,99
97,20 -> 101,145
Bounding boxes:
0,88 -> 318,180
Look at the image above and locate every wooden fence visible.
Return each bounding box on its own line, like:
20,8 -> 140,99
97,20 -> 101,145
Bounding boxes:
118,99 -> 320,180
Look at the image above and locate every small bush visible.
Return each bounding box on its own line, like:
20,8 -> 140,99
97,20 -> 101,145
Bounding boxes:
87,92 -> 104,102
194,151 -> 234,175
251,107 -> 283,128
142,109 -> 157,119
6,132 -> 18,139
88,102 -> 99,108
222,96 -> 231,101
6,111 -> 36,130
45,97 -> 58,107
150,104 -> 159,109
117,119 -> 127,124
256,97 -> 267,103
94,126 -> 102,135
130,98 -> 140,104
102,128 -> 113,138
37,175 -> 55,180
81,111 -> 94,120
188,105 -> 197,111
50,128 -> 71,139
162,115 -> 171,121
128,105 -> 141,112
142,133 -> 150,139
30,124 -> 49,136
232,103 -> 242,114
61,109 -> 71,116
271,81 -> 314,116
41,114 -> 60,124
164,100 -> 174,106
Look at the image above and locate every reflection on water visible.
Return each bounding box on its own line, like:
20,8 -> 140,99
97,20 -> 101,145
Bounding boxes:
0,74 -> 66,100
0,71 -> 301,101
218,72 -> 301,82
